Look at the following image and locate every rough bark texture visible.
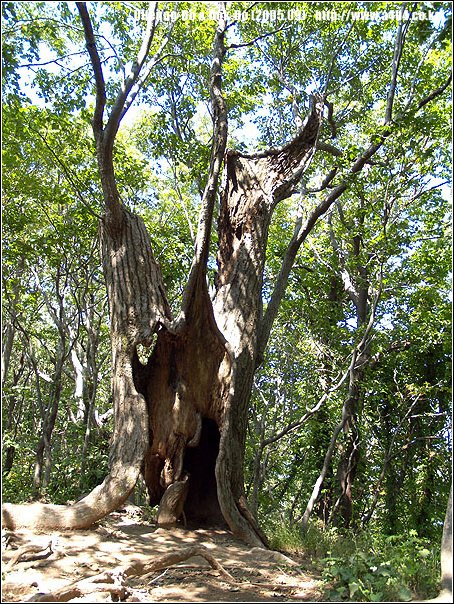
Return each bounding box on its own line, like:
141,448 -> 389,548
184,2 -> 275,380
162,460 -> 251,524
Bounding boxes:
329,220 -> 370,528
138,100 -> 323,547
142,270 -> 231,530
212,99 -> 323,544
2,101 -> 322,542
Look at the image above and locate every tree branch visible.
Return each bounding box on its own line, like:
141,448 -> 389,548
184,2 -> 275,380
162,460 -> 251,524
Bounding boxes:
300,279 -> 382,533
18,50 -> 87,69
76,2 -> 106,138
26,123 -> 102,219
261,360 -> 352,448
323,22 -> 356,97
417,72 -> 452,111
29,544 -> 237,601
227,24 -> 290,51
316,140 -> 343,157
385,3 -> 411,124
104,2 -> 159,147
256,131 -> 387,363
181,3 -> 228,312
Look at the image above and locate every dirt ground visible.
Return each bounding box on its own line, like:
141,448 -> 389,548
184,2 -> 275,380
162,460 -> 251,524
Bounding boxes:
1,505 -> 323,603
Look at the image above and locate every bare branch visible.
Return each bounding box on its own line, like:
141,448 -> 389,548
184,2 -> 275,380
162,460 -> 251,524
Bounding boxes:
104,3 -> 160,145
26,122 -> 102,219
181,3 -> 228,311
316,139 -> 343,156
227,23 -> 290,51
226,1 -> 260,29
18,50 -> 87,69
417,72 -> 452,112
385,3 -> 411,124
261,362 -> 352,448
76,2 -> 106,138
121,50 -> 177,120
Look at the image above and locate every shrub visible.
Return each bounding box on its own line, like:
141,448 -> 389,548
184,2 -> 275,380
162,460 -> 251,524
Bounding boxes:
265,518 -> 440,602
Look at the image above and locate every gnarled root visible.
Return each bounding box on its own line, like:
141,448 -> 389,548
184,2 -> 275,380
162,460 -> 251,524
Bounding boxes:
28,544 -> 236,602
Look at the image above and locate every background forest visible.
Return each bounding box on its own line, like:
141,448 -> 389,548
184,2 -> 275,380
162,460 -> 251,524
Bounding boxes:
2,1 -> 452,601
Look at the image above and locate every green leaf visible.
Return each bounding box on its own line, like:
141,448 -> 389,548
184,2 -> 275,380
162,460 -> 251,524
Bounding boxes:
349,581 -> 361,598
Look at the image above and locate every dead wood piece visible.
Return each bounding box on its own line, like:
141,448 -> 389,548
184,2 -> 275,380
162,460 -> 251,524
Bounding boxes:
250,545 -> 299,567
2,530 -> 27,550
28,570 -> 128,602
27,544 -> 236,602
4,540 -> 53,571
1,581 -> 39,600
21,550 -> 66,570
156,476 -> 189,526
2,530 -> 13,549
28,583 -> 129,602
123,544 -> 237,583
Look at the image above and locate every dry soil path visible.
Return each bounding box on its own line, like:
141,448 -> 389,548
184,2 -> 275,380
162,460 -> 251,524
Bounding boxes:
2,505 -> 323,603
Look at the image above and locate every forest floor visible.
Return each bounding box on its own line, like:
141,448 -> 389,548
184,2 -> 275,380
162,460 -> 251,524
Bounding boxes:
1,504 -> 324,603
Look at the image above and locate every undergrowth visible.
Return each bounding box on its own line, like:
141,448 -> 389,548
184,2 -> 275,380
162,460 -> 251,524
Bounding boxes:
266,519 -> 441,602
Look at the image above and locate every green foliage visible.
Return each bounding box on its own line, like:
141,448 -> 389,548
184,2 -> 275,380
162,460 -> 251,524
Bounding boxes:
1,1 -> 451,576
2,422 -> 111,504
266,519 -> 440,601
321,529 -> 440,601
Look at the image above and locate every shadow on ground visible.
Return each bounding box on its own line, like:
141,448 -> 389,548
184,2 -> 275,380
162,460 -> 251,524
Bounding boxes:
2,506 -> 323,602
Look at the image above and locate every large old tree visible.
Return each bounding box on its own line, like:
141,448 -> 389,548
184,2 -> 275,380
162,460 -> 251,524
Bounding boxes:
2,1 -> 451,547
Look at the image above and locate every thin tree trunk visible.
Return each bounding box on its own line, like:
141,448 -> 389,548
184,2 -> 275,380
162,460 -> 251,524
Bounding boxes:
301,422 -> 344,533
1,321 -> 15,387
32,346 -> 65,496
2,342 -> 28,477
441,486 -> 452,594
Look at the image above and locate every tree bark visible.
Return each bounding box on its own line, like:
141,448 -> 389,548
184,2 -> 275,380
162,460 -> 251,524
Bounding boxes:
2,2 -> 451,550
2,114 -> 325,536
212,100 -> 323,544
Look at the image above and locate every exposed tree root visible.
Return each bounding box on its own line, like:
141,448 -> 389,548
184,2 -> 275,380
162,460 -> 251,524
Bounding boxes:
27,544 -> 236,602
28,579 -> 129,602
4,540 -> 53,572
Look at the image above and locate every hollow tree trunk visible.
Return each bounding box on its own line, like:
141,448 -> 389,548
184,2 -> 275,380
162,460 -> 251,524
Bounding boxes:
2,4 -> 323,543
2,105 -> 322,540
141,102 -> 323,546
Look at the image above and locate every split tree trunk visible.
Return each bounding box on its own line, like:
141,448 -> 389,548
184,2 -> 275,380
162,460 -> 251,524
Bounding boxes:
2,107 -> 323,541
141,100 -> 324,546
2,3 -> 323,546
